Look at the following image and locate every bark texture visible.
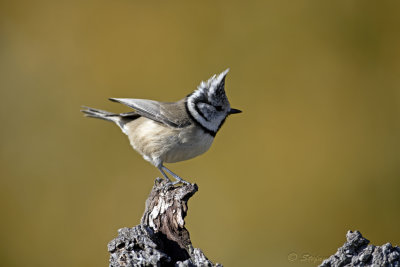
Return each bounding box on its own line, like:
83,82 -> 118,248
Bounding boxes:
320,230 -> 400,267
108,178 -> 222,267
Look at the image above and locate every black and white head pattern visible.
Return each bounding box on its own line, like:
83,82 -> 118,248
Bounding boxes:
186,69 -> 232,136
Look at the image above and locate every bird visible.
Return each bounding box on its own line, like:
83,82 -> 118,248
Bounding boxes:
81,68 -> 241,185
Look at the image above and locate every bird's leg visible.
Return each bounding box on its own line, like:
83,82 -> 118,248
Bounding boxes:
162,165 -> 191,185
157,166 -> 172,184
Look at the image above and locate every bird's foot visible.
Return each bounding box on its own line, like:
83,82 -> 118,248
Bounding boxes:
173,178 -> 191,185
159,177 -> 191,186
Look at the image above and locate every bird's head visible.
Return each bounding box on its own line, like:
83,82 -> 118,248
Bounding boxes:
186,69 -> 242,135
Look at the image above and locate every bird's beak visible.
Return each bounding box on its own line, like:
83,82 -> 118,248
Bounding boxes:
229,108 -> 242,115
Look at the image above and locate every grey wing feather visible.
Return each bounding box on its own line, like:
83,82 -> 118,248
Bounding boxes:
109,98 -> 191,128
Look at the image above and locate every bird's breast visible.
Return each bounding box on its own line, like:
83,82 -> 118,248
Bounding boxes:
125,118 -> 214,164
163,125 -> 214,163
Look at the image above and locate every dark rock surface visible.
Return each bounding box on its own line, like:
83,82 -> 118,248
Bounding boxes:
108,178 -> 222,267
320,230 -> 400,267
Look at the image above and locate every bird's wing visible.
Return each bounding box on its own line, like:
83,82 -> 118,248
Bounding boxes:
109,98 -> 191,128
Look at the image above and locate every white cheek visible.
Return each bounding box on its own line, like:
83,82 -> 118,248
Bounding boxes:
188,103 -> 217,132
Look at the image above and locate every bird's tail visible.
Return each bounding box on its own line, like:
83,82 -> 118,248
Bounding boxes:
81,106 -> 120,123
81,106 -> 140,132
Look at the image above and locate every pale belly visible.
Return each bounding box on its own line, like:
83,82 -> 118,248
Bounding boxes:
124,118 -> 214,165
163,130 -> 214,163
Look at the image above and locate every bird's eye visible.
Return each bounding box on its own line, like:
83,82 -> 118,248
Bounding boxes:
215,106 -> 223,111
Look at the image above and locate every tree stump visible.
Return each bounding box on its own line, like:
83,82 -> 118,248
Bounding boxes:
108,178 -> 222,267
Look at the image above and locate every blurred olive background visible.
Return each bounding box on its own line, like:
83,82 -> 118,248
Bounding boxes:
1,0 -> 400,266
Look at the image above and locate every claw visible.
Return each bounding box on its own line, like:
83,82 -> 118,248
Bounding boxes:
171,180 -> 191,186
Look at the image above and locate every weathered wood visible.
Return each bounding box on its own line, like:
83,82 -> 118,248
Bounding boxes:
320,230 -> 400,267
108,178 -> 222,267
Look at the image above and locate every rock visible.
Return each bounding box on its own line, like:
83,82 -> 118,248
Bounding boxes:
320,230 -> 400,267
